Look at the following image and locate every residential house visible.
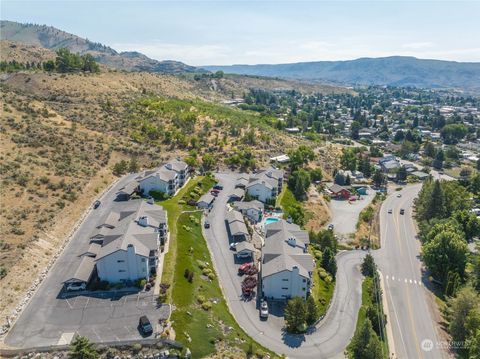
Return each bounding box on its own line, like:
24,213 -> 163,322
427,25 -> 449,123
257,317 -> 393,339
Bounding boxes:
234,200 -> 264,223
165,160 -> 189,186
228,188 -> 245,202
261,220 -> 314,300
235,241 -> 255,259
329,184 -> 351,200
116,181 -> 138,201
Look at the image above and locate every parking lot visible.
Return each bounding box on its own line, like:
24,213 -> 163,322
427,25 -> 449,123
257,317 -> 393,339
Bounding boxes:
328,185 -> 376,237
4,175 -> 170,349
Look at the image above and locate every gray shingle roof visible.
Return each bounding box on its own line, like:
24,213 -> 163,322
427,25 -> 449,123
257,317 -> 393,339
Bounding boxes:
65,256 -> 95,283
226,210 -> 249,237
234,200 -> 264,212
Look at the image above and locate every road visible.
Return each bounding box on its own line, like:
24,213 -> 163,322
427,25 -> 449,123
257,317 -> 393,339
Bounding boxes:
203,172 -> 366,358
4,173 -> 170,349
374,185 -> 447,359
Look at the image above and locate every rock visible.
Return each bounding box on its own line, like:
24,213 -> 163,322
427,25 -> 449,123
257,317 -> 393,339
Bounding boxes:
185,348 -> 191,358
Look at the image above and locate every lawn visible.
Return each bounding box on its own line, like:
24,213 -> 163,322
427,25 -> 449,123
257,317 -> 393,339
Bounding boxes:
159,176 -> 276,358
278,187 -> 309,226
310,266 -> 335,317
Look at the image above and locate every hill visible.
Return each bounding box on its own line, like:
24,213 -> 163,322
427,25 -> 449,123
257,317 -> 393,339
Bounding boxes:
0,20 -> 198,73
203,56 -> 480,92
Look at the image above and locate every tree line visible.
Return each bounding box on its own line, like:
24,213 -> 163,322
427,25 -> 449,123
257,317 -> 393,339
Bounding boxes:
0,48 -> 100,73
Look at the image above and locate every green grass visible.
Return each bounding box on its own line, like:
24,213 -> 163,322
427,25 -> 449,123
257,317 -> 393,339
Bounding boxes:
279,187 -> 308,226
310,267 -> 334,317
159,176 -> 277,358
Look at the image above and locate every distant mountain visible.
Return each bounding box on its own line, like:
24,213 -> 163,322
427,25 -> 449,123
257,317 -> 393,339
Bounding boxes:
0,20 -> 198,74
203,56 -> 480,92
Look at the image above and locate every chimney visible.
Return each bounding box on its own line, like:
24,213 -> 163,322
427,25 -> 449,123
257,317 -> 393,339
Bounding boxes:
166,163 -> 173,170
138,216 -> 149,227
288,237 -> 296,247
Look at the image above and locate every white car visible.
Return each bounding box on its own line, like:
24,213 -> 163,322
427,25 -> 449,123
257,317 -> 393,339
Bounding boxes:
260,300 -> 269,319
66,282 -> 86,291
397,193 -> 402,198
229,242 -> 237,251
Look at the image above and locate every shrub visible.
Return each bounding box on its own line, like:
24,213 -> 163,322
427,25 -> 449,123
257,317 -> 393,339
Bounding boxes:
184,268 -> 190,279
187,271 -> 194,283
131,343 -> 142,353
208,272 -> 215,280
202,301 -> 212,311
197,295 -> 206,304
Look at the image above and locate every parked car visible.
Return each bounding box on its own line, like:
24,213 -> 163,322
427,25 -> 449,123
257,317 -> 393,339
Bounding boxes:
66,282 -> 86,291
238,262 -> 253,275
211,189 -> 220,194
93,200 -> 101,209
213,184 -> 224,190
260,300 -> 269,319
229,242 -> 237,251
397,193 -> 402,198
327,223 -> 334,231
211,191 -> 219,197
138,315 -> 153,336
400,209 -> 405,215
204,220 -> 210,229
388,209 -> 392,214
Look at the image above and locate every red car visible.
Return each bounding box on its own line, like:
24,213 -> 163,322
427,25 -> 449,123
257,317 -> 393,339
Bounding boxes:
238,263 -> 253,275
211,189 -> 220,194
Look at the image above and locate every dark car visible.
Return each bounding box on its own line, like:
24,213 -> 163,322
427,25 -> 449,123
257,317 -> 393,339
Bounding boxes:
204,220 -> 210,229
400,209 -> 405,215
138,315 -> 153,336
93,200 -> 101,209
213,184 -> 224,190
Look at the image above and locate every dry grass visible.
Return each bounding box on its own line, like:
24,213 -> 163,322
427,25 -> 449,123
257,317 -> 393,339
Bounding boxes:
304,185 -> 331,232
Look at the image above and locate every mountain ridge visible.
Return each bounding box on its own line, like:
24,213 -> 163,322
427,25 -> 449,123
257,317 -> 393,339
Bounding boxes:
0,20 -> 199,73
203,56 -> 480,91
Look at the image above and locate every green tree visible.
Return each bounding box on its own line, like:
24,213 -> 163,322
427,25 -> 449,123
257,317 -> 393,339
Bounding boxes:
452,210 -> 480,241
361,253 -> 377,277
289,145 -> 315,170
448,286 -> 479,342
424,142 -> 436,158
69,336 -> 98,359
306,295 -> 318,325
309,168 -> 323,183
396,166 -> 408,181
350,318 -> 383,359
366,304 -> 387,338
422,229 -> 468,285
128,158 -> 139,173
284,297 -> 307,332
202,153 -> 215,171
372,170 -> 386,188
112,160 -> 128,176
288,169 -> 311,200
340,148 -> 357,172
43,60 -> 55,71
321,247 -> 337,276
350,120 -> 361,140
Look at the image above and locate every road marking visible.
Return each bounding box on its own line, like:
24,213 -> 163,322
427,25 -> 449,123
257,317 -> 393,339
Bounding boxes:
84,298 -> 90,309
405,279 -> 407,283
409,279 -> 412,283
414,280 -> 417,284
386,275 -> 389,280
391,276 -> 394,280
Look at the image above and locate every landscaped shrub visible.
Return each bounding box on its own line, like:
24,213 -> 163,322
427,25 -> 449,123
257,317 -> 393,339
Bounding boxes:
201,301 -> 212,311
197,295 -> 206,304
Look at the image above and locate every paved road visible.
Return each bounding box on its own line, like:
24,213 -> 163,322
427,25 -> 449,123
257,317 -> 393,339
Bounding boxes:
5,174 -> 170,349
203,172 -> 366,358
374,185 -> 447,359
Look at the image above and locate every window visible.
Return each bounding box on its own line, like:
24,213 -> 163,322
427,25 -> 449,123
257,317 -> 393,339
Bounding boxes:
117,260 -> 125,263
282,279 -> 289,281
141,258 -> 146,262
118,269 -> 126,273
282,287 -> 289,290
302,288 -> 306,291
303,279 -> 306,283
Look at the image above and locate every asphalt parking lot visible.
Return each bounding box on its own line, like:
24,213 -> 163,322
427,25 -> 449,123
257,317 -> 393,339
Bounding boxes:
4,175 -> 170,349
328,185 -> 376,236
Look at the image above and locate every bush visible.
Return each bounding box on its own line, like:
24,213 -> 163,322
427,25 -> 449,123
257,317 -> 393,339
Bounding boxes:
197,295 -> 206,304
131,343 -> 142,353
201,301 -> 212,311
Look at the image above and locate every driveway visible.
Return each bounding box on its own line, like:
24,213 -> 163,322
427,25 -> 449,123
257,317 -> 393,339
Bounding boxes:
203,172 -> 366,358
4,174 -> 170,349
329,185 -> 376,236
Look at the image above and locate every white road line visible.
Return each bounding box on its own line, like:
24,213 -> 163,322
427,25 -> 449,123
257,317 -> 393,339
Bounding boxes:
409,279 -> 412,283
386,275 -> 389,280
392,276 -> 395,281
84,298 -> 90,309
414,280 -> 417,284
65,298 -> 73,309
404,279 -> 407,283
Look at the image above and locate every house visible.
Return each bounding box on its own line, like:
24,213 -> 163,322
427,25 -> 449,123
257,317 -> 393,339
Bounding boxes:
65,200 -> 168,285
235,241 -> 255,259
197,193 -> 215,209
116,181 -> 138,201
412,171 -> 430,180
270,154 -> 290,164
234,200 -> 264,223
329,184 -> 351,200
285,127 -> 300,134
261,220 -> 314,300
226,210 -> 249,242
137,167 -> 178,196
246,167 -> 284,203
228,188 -> 245,202
165,160 -> 189,186
380,159 -> 400,174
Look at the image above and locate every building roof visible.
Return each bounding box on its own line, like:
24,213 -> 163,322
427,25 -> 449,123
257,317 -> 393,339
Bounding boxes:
329,183 -> 350,194
412,171 -> 430,179
64,256 -> 95,283
226,210 -> 249,237
198,193 -> 215,205
117,181 -> 138,195
382,160 -> 400,170
92,200 -> 166,261
236,241 -> 255,253
229,188 -> 245,199
137,166 -> 177,183
262,219 -> 313,279
247,177 -> 277,190
234,200 -> 264,212
165,159 -> 188,172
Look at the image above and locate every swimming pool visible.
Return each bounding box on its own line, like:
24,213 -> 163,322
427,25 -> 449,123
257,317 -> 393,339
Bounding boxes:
265,217 -> 280,226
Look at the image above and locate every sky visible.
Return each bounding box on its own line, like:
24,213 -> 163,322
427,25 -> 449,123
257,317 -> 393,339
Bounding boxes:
1,1 -> 479,66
